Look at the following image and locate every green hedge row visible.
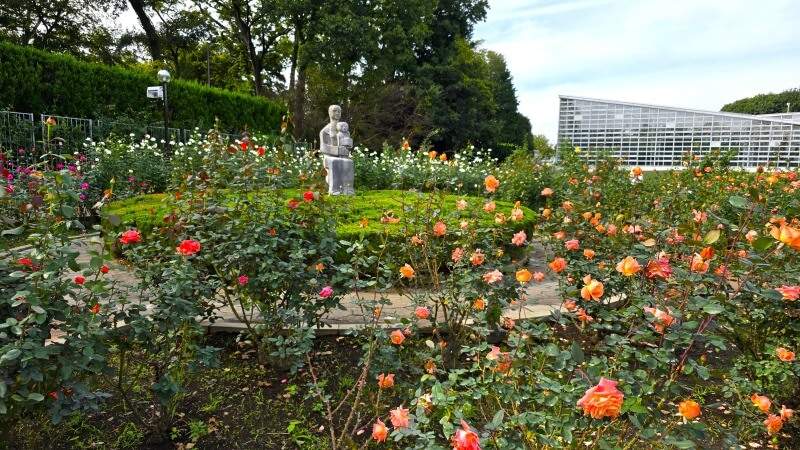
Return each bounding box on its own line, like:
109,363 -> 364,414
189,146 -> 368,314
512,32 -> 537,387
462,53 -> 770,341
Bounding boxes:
0,42 -> 283,133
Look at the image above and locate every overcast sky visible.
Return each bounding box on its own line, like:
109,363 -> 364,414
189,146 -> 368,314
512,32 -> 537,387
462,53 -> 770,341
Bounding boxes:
473,0 -> 800,143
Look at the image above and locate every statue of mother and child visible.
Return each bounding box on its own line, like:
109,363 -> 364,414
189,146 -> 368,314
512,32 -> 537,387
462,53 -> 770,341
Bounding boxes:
319,104 -> 355,195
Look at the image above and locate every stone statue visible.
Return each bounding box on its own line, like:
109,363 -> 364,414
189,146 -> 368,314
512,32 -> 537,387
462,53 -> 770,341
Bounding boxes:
320,105 -> 355,195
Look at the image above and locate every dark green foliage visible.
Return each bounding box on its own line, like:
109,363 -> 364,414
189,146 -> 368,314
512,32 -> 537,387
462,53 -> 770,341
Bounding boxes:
0,42 -> 283,134
721,87 -> 800,115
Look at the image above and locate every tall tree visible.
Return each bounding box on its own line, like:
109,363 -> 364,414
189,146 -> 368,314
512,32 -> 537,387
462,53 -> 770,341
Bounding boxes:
0,0 -> 122,56
193,0 -> 288,96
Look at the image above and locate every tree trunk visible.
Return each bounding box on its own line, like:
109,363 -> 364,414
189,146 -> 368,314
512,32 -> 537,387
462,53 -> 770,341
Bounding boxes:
293,63 -> 307,139
128,0 -> 161,61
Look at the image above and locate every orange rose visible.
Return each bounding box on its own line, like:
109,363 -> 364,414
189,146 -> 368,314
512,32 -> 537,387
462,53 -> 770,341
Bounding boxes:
533,271 -> 545,282
631,166 -> 643,177
516,269 -> 532,283
377,373 -> 395,389
751,394 -> 771,413
771,224 -> 800,250
699,246 -> 714,259
474,298 -> 485,309
372,419 -> 388,442
400,263 -> 415,278
577,377 -> 624,419
583,249 -> 596,259
764,414 -> 783,435
564,300 -> 577,311
428,150 -> 437,159
690,254 -> 709,273
484,175 -> 500,193
615,256 -> 642,276
777,347 -> 796,361
678,400 -> 701,420
439,153 -> 447,162
781,405 -> 794,420
390,329 -> 406,345
563,201 -> 574,211
433,221 -> 447,236
580,275 -> 604,301
643,306 -> 675,333
470,251 -> 485,265
542,208 -> 551,218
548,257 -> 567,273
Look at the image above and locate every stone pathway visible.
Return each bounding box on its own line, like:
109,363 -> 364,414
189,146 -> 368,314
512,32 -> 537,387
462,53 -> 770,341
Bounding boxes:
30,236 -> 568,335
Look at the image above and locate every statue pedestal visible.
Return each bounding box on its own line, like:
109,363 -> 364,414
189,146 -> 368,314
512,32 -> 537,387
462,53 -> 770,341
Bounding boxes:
323,155 -> 355,195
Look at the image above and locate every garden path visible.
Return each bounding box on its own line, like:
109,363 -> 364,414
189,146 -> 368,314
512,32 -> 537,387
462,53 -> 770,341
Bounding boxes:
59,236 -> 566,335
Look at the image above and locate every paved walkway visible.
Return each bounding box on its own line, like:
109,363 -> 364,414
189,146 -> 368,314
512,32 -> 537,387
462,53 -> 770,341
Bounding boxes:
16,236 -> 567,335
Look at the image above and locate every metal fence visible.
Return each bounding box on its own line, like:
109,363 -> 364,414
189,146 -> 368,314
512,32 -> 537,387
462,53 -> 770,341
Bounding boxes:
0,110 -> 249,157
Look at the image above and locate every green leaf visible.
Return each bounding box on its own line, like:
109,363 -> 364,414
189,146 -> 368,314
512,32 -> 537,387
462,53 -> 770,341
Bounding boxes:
61,205 -> 74,218
107,214 -> 121,227
671,440 -> 696,449
629,414 -> 643,429
702,229 -> 720,245
1,348 -> 21,363
702,303 -> 724,315
28,392 -> 44,402
728,195 -> 748,208
570,341 -> 585,364
752,236 -> 773,251
1,226 -> 25,236
491,409 -> 504,428
90,256 -> 104,271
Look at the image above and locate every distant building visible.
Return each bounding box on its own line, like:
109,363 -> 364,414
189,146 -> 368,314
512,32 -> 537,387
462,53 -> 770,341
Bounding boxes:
557,95 -> 800,168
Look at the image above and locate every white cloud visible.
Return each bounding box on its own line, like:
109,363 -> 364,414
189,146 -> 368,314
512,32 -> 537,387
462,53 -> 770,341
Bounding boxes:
475,0 -> 800,143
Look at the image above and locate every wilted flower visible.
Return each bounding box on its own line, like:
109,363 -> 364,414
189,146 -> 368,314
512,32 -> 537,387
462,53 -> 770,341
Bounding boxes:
483,201 -> 496,213
377,373 -> 395,389
452,247 -> 465,262
470,251 -> 485,265
643,306 -> 675,332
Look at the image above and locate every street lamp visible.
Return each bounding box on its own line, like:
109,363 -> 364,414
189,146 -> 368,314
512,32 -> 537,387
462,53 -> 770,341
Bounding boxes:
157,69 -> 171,156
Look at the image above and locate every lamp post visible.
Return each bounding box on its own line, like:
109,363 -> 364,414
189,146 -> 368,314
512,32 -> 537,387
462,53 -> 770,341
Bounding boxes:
157,69 -> 171,156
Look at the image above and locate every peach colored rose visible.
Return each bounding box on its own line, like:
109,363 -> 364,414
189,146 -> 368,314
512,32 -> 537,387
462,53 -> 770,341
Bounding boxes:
565,239 -> 580,250
645,258 -> 672,279
781,405 -> 794,420
542,208 -> 551,218
541,187 -> 553,196
483,270 -> 503,284
456,199 -> 468,210
775,285 -> 800,301
452,247 -> 465,262
433,221 -> 447,236
390,405 -> 410,428
563,201 -> 574,211
616,256 -> 642,276
583,249 -> 595,259
564,300 -> 577,311
577,377 -> 624,419
576,308 -> 593,322
391,329 -> 406,345
643,306 -> 675,333
580,275 -> 604,301
484,175 -> 500,193
751,394 -> 771,413
689,254 -> 709,273
510,207 -> 523,221
511,230 -> 527,246
533,271 -> 545,282
414,306 -> 431,320
483,201 -> 496,213
745,230 -> 758,242
400,263 -> 415,278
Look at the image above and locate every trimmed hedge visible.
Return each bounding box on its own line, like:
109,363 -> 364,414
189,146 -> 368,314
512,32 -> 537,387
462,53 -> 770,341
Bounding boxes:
0,42 -> 283,133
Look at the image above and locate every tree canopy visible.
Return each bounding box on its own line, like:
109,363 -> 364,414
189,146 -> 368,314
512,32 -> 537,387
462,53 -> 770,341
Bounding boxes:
721,87 -> 800,115
0,0 -> 532,156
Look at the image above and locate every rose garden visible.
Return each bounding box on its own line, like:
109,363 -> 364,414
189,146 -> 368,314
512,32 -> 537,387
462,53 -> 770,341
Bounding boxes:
1,122 -> 799,449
